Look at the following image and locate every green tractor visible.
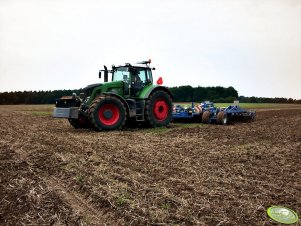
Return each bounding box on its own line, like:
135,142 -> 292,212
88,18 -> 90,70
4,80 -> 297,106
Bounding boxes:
53,60 -> 173,131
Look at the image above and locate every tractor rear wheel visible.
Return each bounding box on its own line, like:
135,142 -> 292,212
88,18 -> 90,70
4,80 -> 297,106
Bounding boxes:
88,96 -> 127,131
202,111 -> 210,124
217,111 -> 228,125
145,90 -> 172,127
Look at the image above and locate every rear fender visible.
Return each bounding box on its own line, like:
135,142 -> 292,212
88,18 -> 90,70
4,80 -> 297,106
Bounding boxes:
139,85 -> 173,99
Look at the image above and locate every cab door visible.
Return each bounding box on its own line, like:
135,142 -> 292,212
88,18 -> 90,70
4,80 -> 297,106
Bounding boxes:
130,68 -> 148,97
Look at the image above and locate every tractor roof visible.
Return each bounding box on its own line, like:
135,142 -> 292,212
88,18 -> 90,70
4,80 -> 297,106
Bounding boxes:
116,59 -> 152,69
115,64 -> 151,69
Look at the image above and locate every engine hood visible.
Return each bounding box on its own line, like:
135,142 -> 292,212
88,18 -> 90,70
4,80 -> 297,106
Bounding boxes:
83,83 -> 102,91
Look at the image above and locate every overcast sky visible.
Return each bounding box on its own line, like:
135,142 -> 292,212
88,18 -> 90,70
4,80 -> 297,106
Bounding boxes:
0,0 -> 300,98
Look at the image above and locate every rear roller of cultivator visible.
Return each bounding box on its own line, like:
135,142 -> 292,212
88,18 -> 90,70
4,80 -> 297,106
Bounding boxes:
216,105 -> 256,125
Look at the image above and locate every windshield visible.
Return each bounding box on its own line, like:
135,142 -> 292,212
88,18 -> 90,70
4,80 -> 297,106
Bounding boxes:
112,67 -> 130,82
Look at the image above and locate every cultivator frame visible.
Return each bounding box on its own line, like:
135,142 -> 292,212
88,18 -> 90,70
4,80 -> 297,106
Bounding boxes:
172,102 -> 201,120
210,105 -> 256,125
172,101 -> 256,125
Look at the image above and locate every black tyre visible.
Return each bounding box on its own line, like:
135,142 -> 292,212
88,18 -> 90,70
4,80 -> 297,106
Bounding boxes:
68,115 -> 90,129
145,90 -> 172,127
217,111 -> 228,125
248,112 -> 256,122
88,96 -> 127,131
202,111 -> 210,124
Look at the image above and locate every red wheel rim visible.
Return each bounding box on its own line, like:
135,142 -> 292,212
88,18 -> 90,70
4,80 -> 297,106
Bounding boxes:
153,98 -> 168,121
98,104 -> 120,126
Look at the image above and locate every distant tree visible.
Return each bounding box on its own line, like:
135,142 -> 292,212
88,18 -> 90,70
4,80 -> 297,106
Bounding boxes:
249,96 -> 258,103
169,85 -> 239,102
0,90 -> 80,105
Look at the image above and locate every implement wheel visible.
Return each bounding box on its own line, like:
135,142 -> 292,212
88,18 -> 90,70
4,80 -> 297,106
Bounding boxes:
248,112 -> 256,122
202,111 -> 210,124
88,96 -> 127,131
217,111 -> 228,125
145,90 -> 172,127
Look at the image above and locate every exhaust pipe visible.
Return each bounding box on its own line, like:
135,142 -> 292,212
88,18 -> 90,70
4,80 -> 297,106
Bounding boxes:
104,65 -> 108,82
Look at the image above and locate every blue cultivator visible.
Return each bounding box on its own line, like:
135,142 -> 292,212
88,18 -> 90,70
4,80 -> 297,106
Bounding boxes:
208,105 -> 256,125
172,101 -> 256,125
172,102 -> 203,121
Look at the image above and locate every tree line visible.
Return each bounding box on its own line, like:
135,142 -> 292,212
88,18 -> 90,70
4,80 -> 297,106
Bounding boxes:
169,86 -> 239,103
169,86 -> 301,103
0,86 -> 300,104
0,90 -> 79,105
238,96 -> 301,104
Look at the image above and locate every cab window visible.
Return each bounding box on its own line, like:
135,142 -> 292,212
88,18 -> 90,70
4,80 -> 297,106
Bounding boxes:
113,67 -> 130,82
137,68 -> 147,83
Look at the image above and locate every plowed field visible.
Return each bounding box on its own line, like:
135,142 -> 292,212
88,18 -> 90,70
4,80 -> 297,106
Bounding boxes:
0,105 -> 300,225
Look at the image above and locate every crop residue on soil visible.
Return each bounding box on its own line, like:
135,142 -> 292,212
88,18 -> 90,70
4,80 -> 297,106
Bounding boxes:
0,105 -> 300,225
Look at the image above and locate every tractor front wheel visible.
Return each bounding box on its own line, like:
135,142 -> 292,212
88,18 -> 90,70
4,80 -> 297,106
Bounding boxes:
88,96 -> 127,131
217,111 -> 228,125
145,90 -> 172,127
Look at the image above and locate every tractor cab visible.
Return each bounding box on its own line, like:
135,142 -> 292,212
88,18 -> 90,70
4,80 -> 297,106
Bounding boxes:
112,65 -> 153,96
100,60 -> 154,97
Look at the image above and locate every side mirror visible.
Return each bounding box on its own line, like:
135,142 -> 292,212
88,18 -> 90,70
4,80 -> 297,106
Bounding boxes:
99,71 -> 102,78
